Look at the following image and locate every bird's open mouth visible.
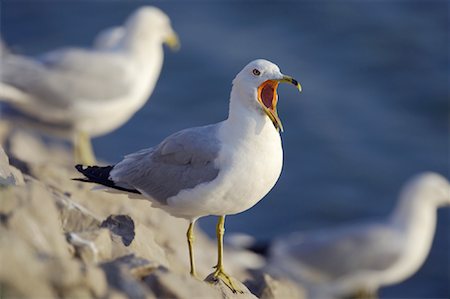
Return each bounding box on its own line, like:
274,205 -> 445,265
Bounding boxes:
258,80 -> 283,132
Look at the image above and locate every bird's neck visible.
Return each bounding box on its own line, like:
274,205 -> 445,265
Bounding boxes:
390,192 -> 436,228
121,29 -> 164,64
382,191 -> 439,286
223,87 -> 279,141
115,33 -> 163,107
389,193 -> 437,250
120,34 -> 164,95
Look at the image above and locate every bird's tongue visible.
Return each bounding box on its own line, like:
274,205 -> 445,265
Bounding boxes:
261,84 -> 275,109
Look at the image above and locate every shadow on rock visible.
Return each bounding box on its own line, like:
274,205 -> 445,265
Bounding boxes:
101,214 -> 135,246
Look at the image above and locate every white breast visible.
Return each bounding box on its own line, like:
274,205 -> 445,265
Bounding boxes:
213,120 -> 283,215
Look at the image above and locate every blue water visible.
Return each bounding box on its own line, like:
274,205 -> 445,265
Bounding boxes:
2,1 -> 448,298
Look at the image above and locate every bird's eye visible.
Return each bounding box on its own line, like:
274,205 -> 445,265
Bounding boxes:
252,69 -> 261,76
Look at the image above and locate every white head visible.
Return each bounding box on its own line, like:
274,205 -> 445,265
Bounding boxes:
124,6 -> 179,50
400,172 -> 450,208
231,59 -> 301,132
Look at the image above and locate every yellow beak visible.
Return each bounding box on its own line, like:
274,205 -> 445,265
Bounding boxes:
164,32 -> 180,51
276,75 -> 302,92
257,75 -> 301,132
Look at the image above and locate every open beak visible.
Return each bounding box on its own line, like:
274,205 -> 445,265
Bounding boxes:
164,31 -> 180,51
257,75 -> 302,132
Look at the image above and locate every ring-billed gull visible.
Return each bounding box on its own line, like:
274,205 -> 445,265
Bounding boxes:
0,6 -> 179,164
267,172 -> 449,299
75,59 -> 302,292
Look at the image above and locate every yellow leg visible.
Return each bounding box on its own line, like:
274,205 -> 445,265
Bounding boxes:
354,289 -> 378,299
74,131 -> 96,165
187,220 -> 198,278
211,215 -> 243,293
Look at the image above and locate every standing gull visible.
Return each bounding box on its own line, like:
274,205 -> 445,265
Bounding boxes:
0,6 -> 179,164
267,172 -> 450,299
75,59 -> 302,292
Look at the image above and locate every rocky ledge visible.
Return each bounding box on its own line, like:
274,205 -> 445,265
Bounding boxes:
0,131 -> 305,299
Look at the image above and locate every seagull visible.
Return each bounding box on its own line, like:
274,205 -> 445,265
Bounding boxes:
74,59 -> 302,292
0,6 -> 179,164
267,172 -> 450,299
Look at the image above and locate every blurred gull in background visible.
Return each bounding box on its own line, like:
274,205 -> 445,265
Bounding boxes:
267,172 -> 450,299
0,6 -> 179,164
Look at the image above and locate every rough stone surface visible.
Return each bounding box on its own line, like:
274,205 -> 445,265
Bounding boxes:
6,181 -> 72,259
205,273 -> 259,299
0,145 -> 23,186
247,273 -> 306,299
0,130 -> 306,298
0,145 -> 14,185
57,192 -> 102,233
83,265 -> 109,298
0,229 -> 57,298
68,229 -> 113,264
145,268 -> 222,299
101,214 -> 135,246
101,255 -> 157,299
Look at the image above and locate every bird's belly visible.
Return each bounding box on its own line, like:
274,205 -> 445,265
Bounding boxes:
216,149 -> 283,214
74,97 -> 143,137
75,72 -> 157,137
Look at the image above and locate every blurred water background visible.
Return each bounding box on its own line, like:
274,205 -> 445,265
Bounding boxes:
1,1 -> 448,297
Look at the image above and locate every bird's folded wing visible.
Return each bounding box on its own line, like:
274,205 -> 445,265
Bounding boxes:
1,48 -> 132,107
277,224 -> 404,281
110,125 -> 222,205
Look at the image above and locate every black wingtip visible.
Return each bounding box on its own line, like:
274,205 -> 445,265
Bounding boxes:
74,165 -> 89,182
72,177 -> 91,182
75,164 -> 96,172
73,164 -> 141,195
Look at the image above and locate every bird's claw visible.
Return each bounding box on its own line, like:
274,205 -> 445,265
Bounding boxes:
211,267 -> 244,294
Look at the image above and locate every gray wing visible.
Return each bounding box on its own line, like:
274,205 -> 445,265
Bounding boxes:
1,48 -> 131,107
93,26 -> 125,50
272,223 -> 404,281
110,125 -> 221,204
